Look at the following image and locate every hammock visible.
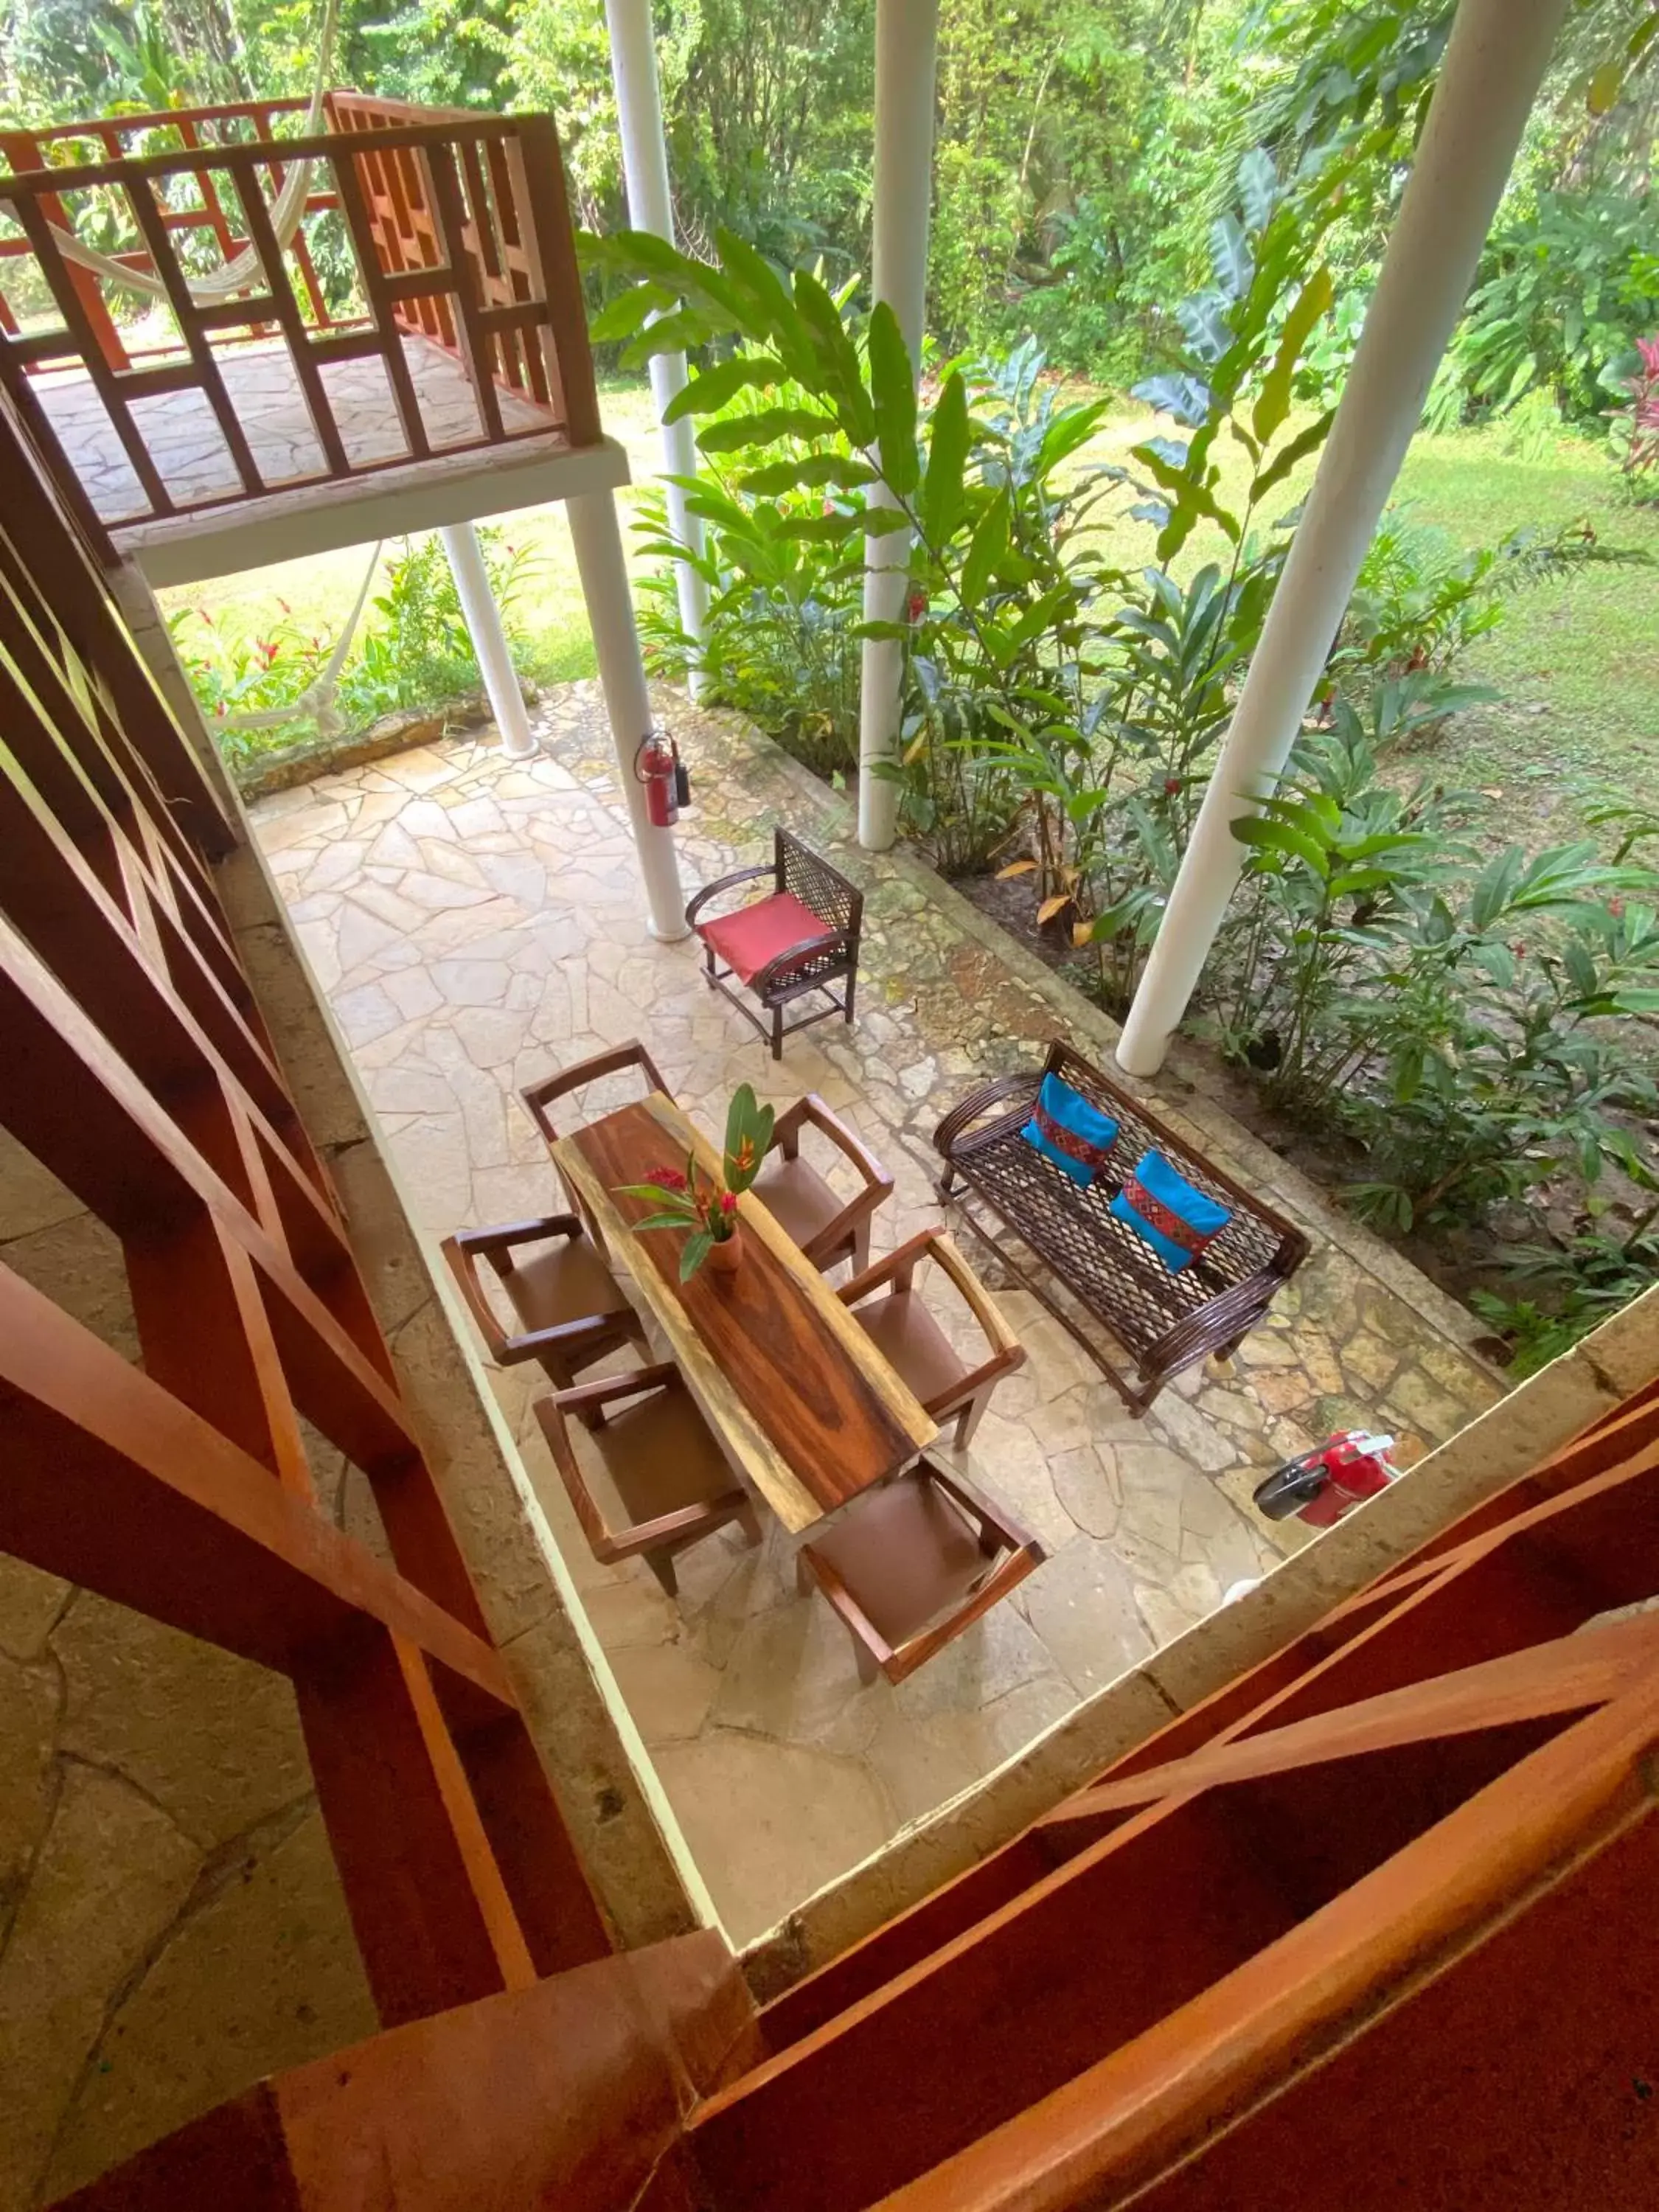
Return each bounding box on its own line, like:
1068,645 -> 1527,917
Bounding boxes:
46,0 -> 340,310
222,538 -> 382,744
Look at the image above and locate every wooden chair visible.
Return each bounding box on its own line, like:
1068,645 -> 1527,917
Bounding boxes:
838,1228 -> 1026,1448
520,1038 -> 674,1152
685,827 -> 863,1060
750,1093 -> 894,1275
521,1040 -> 674,1226
535,1363 -> 760,1597
796,1457 -> 1045,1684
441,1215 -> 645,1390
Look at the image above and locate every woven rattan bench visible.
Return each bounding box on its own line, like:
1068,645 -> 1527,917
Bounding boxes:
934,1040 -> 1310,1416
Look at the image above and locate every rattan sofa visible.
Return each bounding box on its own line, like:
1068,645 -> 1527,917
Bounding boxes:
934,1040 -> 1310,1414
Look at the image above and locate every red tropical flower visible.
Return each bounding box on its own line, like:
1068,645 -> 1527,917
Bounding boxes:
1164,776 -> 1183,796
650,1163 -> 689,1191
719,1190 -> 738,1215
907,588 -> 928,623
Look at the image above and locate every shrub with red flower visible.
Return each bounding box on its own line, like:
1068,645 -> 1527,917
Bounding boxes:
1616,334 -> 1659,487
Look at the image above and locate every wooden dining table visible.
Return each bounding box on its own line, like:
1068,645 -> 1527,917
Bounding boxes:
552,1093 -> 938,1533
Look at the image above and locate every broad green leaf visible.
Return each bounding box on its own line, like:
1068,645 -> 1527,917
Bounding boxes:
1253,265 -> 1334,444
1250,408 -> 1335,498
860,504 -> 915,535
678,1232 -> 714,1282
794,268 -> 877,445
736,453 -> 874,496
1237,147 -> 1279,231
1231,813 -> 1329,877
867,301 -> 920,496
662,358 -> 776,423
920,370 -> 970,547
1209,211 -> 1253,302
695,406 -> 838,453
1588,60 -> 1624,114
961,488 -> 1011,608
587,282 -> 673,342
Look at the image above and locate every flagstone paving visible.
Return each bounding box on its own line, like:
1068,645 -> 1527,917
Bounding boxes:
248,682 -> 1507,1944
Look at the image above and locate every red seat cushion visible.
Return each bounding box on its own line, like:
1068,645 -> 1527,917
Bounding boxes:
696,891 -> 830,987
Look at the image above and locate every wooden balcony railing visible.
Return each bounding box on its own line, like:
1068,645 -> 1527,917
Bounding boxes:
0,96 -> 599,536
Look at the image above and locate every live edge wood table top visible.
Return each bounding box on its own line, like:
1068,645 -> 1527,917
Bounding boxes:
554,1093 -> 937,1532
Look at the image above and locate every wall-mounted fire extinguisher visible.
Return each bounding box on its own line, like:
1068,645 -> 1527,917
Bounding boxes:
636,731 -> 690,828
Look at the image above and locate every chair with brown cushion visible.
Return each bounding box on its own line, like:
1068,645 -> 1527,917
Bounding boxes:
520,1038 -> 674,1153
838,1228 -> 1026,1447
685,827 -> 863,1060
535,1363 -> 759,1597
441,1215 -> 645,1390
750,1093 -> 894,1275
521,1039 -> 675,1225
796,1458 -> 1044,1684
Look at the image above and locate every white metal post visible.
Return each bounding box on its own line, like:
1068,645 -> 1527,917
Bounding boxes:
439,521 -> 536,760
1115,0 -> 1570,1078
858,0 -> 939,852
567,486 -> 689,941
604,0 -> 710,695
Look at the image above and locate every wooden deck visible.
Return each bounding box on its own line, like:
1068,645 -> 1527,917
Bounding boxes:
32,331 -> 559,524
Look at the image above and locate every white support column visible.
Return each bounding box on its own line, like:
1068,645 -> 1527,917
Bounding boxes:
604,0 -> 710,695
858,0 -> 939,852
1116,0 -> 1569,1078
567,486 -> 689,941
439,521 -> 536,761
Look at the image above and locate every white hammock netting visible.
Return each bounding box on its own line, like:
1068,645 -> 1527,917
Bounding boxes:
46,0 -> 339,310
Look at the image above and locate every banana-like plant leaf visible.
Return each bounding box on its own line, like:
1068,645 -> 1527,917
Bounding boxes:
920,371 -> 970,546
961,488 -> 1011,607
663,358 -> 777,423
868,301 -> 920,496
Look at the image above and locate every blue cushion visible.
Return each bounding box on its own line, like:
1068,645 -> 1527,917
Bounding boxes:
1110,1149 -> 1231,1273
1020,1071 -> 1120,1188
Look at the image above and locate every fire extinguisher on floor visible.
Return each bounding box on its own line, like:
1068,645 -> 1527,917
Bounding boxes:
1253,1430 -> 1402,1528
636,731 -> 690,828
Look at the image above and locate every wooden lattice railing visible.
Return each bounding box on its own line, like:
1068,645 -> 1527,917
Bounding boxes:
0,97 -> 599,534
0,99 -> 339,368
0,394 -> 613,2025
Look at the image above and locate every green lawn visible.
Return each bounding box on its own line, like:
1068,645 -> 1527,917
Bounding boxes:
165,382 -> 1659,850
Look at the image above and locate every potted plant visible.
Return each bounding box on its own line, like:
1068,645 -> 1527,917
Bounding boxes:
618,1084 -> 776,1282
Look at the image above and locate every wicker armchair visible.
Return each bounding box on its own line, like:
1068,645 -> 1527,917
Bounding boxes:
935,1039 -> 1310,1415
685,827 -> 862,1060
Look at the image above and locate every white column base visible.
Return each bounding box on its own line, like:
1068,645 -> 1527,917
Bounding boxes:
566,487 -> 689,942
439,522 -> 536,761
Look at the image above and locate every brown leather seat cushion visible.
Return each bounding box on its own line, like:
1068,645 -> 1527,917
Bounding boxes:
751,1152 -> 843,1253
590,1388 -> 743,1531
503,1234 -> 630,1335
806,1477 -> 993,1646
852,1289 -> 967,1408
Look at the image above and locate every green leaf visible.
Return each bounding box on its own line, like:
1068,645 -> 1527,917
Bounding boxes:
1470,847 -> 1523,929
1237,147 -> 1279,232
662,358 -> 776,424
678,1232 -> 714,1282
628,1210 -> 699,1234
1232,813 -> 1330,877
961,488 -> 1010,608
868,301 -> 920,496
794,268 -> 876,445
861,504 -> 915,535
1250,408 -> 1335,499
1209,211 -> 1253,302
736,453 -> 874,497
920,371 -> 970,547
695,406 -> 838,453
1588,59 -> 1624,114
587,282 -> 673,343
1253,266 -> 1334,444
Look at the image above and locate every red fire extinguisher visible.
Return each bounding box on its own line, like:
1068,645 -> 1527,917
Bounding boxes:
636,731 -> 687,828
1253,1430 -> 1401,1529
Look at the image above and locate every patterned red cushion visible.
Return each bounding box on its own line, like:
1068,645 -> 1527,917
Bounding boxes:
697,891 -> 830,985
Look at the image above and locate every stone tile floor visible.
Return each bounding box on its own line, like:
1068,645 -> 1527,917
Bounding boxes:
249,684 -> 1506,1944
35,333 -> 554,524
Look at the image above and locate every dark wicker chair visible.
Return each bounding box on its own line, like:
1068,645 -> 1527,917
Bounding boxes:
685,827 -> 862,1060
934,1040 -> 1310,1416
